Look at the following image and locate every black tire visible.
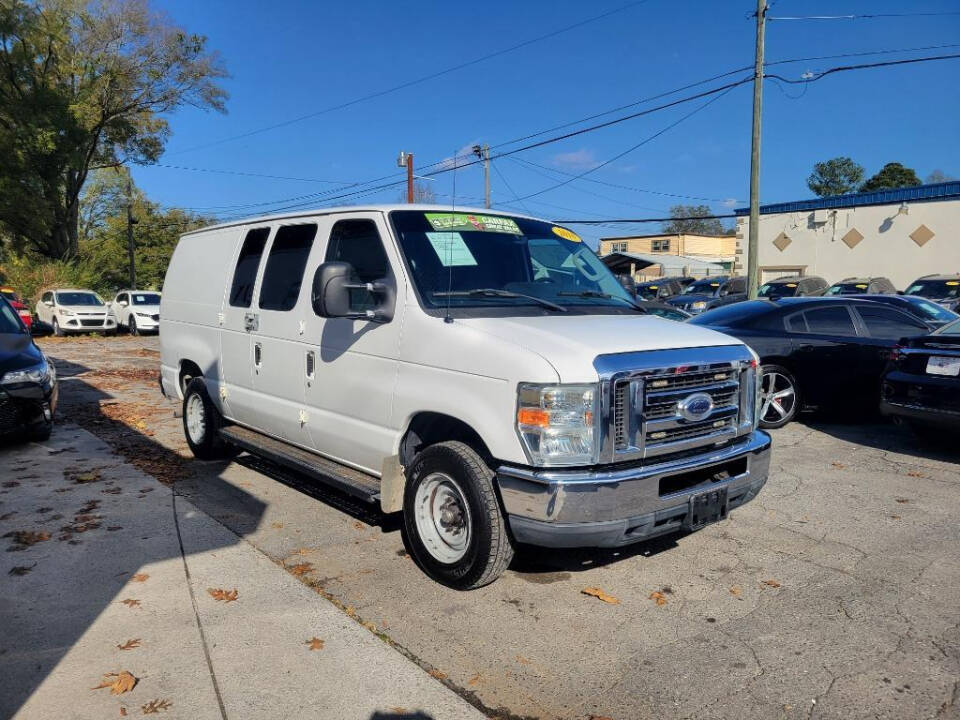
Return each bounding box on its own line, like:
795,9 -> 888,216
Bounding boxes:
29,423 -> 52,442
52,318 -> 63,337
182,377 -> 238,460
758,364 -> 800,429
129,316 -> 138,336
403,441 -> 514,589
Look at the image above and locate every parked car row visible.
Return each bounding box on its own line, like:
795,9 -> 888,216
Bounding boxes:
690,296 -> 959,432
24,288 -> 161,336
0,296 -> 57,442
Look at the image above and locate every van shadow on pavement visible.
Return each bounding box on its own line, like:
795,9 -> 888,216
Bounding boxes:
0,360 -> 267,718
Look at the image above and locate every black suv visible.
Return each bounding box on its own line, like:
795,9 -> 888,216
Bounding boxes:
825,277 -> 897,295
634,276 -> 691,301
667,275 -> 747,315
0,297 -> 57,442
757,275 -> 828,299
904,274 -> 960,313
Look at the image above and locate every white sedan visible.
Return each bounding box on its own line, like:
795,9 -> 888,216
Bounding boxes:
110,290 -> 161,335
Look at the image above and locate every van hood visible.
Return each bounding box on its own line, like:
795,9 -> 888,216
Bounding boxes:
458,313 -> 742,382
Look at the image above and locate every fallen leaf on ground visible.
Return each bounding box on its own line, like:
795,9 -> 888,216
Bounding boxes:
288,562 -> 313,577
8,564 -> 36,576
831,462 -> 845,469
762,579 -> 781,588
361,620 -> 377,632
890,514 -> 901,519
649,591 -> 668,606
516,655 -> 532,664
729,586 -> 742,596
895,498 -> 910,504
306,637 -> 324,650
69,469 -> 103,484
121,599 -> 141,609
429,669 -> 447,680
141,699 -> 172,714
2,481 -> 20,488
467,673 -> 482,686
587,716 -> 615,720
291,547 -> 312,556
906,470 -> 926,478
353,521 -> 365,530
91,671 -> 138,695
271,522 -> 283,529
131,573 -> 149,583
582,587 -> 620,604
207,588 -> 238,603
3,530 -> 51,549
117,639 -> 141,651
120,707 -> 127,716
390,709 -> 407,715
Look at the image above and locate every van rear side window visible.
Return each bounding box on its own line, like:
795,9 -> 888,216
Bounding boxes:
259,223 -> 318,311
230,228 -> 270,308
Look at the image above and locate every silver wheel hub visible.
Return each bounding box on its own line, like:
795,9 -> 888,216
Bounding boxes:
759,371 -> 796,423
414,473 -> 472,563
186,394 -> 206,444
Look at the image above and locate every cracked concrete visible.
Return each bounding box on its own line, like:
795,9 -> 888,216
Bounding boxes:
7,335 -> 959,720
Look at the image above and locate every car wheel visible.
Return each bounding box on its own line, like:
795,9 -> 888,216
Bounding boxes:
404,441 -> 514,589
129,316 -> 138,336
30,422 -> 52,442
182,378 -> 238,460
758,364 -> 800,429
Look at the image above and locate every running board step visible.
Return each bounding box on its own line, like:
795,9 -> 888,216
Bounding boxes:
219,425 -> 381,504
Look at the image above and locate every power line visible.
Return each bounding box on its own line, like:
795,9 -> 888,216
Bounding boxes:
769,12 -> 960,21
491,162 -> 532,215
765,52 -> 960,83
555,213 -> 738,224
138,162 -> 353,184
166,1 -> 652,156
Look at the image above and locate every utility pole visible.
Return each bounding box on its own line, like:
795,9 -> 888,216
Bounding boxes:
747,0 -> 766,299
473,144 -> 491,208
397,151 -> 414,203
126,175 -> 137,289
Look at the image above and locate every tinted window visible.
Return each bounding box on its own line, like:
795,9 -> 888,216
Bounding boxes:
259,224 -> 317,311
684,278 -> 726,295
803,306 -> 856,335
935,319 -> 960,336
906,297 -> 958,323
727,278 -> 746,294
785,313 -> 808,332
229,228 -> 270,308
906,279 -> 960,299
857,306 -> 927,339
758,282 -> 798,298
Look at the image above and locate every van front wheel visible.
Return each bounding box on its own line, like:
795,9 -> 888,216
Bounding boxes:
182,378 -> 238,461
404,441 -> 513,589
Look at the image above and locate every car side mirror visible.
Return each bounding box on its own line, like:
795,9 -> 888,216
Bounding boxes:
311,261 -> 395,323
119,300 -> 129,307
30,320 -> 54,337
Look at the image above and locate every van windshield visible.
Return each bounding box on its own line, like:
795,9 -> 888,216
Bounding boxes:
389,211 -> 637,312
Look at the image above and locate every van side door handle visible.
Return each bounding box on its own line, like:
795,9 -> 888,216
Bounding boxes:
244,312 -> 259,332
305,350 -> 315,380
254,342 -> 262,369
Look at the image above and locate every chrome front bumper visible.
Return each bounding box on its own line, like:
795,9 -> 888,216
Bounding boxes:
497,431 -> 771,548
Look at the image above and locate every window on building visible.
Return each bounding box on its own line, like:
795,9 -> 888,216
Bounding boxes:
610,241 -> 628,253
651,239 -> 671,252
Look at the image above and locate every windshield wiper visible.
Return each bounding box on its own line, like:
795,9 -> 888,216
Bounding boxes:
557,290 -> 647,312
433,288 -> 568,312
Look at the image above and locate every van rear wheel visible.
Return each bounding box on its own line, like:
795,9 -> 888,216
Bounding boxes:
182,378 -> 238,460
403,441 -> 514,589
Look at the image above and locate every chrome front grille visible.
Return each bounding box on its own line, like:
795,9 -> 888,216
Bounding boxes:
598,346 -> 757,463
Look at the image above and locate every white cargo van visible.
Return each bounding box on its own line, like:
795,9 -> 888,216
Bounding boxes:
160,206 -> 771,588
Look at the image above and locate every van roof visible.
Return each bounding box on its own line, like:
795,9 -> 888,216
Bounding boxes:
180,204 -> 543,238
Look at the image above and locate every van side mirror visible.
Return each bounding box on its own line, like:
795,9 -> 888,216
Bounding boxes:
31,320 -> 54,337
311,261 -> 395,323
44,300 -> 53,307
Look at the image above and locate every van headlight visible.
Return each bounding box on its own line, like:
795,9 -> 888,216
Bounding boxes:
2,358 -> 52,386
516,383 -> 598,466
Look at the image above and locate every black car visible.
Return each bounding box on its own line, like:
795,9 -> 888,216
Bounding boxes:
848,294 -> 959,329
757,275 -> 829,299
0,297 -> 57,441
881,318 -> 960,433
825,276 -> 897,295
635,276 -> 691,301
635,299 -> 691,321
904,274 -> 960,313
667,275 -> 747,315
691,297 -> 930,428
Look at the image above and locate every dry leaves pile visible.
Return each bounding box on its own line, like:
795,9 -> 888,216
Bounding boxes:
3,530 -> 51,550
91,671 -> 138,695
207,588 -> 238,603
581,587 -> 620,605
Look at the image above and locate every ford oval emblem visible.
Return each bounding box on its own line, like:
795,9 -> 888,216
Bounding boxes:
677,392 -> 714,422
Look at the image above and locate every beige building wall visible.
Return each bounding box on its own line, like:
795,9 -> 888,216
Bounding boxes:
734,197 -> 960,289
599,233 -> 734,258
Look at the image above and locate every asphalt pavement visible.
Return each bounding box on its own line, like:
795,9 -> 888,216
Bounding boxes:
2,334 -> 958,720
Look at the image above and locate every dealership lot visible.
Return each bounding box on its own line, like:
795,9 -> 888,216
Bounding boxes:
3,334 -> 959,720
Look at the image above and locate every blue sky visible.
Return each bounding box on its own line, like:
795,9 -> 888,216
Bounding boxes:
137,0 -> 960,246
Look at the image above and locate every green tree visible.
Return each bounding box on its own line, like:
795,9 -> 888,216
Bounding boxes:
0,0 -> 227,260
662,204 -> 725,235
806,157 -> 865,196
860,162 -> 922,192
